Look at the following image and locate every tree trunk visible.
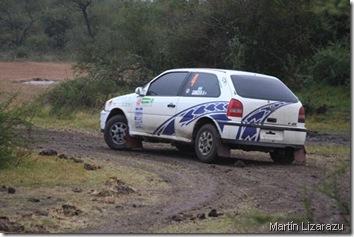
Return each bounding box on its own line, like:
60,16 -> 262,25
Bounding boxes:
81,6 -> 94,40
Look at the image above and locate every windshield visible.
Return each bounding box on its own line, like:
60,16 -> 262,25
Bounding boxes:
231,75 -> 298,103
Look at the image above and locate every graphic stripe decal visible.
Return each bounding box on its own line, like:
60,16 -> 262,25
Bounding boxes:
153,101 -> 229,136
236,102 -> 292,141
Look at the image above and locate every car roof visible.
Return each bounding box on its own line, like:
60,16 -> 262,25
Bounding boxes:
163,68 -> 278,80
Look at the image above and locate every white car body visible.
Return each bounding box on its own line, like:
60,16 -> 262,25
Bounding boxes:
100,68 -> 307,164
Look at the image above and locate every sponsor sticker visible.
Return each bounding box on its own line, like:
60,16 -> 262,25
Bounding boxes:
191,86 -> 207,96
135,107 -> 143,128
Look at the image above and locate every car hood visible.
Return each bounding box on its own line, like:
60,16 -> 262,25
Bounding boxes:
105,93 -> 135,111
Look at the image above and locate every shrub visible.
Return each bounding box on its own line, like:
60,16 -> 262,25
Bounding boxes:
308,42 -> 350,86
0,94 -> 32,168
41,77 -> 128,116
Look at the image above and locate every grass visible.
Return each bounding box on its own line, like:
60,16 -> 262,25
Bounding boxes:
0,153 -> 164,189
305,117 -> 350,134
158,215 -> 238,233
30,105 -> 99,133
306,145 -> 350,158
295,84 -> 350,134
0,151 -> 170,233
158,210 -> 308,234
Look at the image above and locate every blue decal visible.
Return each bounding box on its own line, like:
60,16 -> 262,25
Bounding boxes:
179,109 -> 195,123
236,102 -> 291,141
162,120 -> 175,135
210,113 -> 229,132
206,104 -> 216,111
154,101 -> 230,136
195,106 -> 206,115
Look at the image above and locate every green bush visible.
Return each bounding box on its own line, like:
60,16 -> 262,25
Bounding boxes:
308,42 -> 350,86
41,77 -> 129,116
0,94 -> 32,168
25,34 -> 49,52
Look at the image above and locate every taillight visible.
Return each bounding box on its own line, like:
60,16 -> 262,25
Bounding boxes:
227,99 -> 243,118
298,106 -> 305,123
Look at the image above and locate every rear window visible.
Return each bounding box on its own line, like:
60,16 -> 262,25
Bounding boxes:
231,75 -> 298,103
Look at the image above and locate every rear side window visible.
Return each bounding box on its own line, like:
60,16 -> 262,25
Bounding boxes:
231,75 -> 298,103
181,72 -> 220,97
147,72 -> 188,96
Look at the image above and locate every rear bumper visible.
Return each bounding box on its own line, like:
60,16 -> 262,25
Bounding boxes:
221,138 -> 304,152
219,121 -> 307,150
219,121 -> 307,132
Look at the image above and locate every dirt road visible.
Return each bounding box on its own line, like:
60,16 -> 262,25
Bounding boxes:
25,128 -> 350,233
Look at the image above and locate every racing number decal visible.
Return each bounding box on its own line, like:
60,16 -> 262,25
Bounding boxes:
190,73 -> 199,87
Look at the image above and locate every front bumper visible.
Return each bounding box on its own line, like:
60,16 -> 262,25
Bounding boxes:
100,110 -> 110,132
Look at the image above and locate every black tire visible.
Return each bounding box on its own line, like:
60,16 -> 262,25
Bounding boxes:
194,124 -> 219,163
104,115 -> 130,150
270,148 -> 295,165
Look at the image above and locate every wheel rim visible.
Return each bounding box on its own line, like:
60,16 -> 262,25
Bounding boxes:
110,122 -> 128,145
198,130 -> 213,156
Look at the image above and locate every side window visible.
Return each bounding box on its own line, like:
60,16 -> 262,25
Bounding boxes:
181,72 -> 220,97
147,72 -> 188,96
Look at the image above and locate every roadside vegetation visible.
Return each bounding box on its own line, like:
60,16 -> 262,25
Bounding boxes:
297,84 -> 350,133
0,94 -> 33,169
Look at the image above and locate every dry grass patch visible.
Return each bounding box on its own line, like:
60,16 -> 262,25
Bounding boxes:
0,153 -> 170,233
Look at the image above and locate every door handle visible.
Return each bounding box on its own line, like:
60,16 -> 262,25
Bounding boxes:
167,103 -> 176,108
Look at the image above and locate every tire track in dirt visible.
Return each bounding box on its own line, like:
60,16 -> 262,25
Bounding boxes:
32,129 -> 221,233
31,129 -> 350,233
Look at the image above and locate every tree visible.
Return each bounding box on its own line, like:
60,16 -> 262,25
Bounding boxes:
0,0 -> 43,47
42,13 -> 72,50
61,0 -> 95,40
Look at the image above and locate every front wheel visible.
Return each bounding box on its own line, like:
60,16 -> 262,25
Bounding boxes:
270,148 -> 295,165
195,124 -> 219,163
104,115 -> 130,150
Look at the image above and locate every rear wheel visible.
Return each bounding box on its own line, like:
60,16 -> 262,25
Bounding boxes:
270,148 -> 294,165
104,115 -> 129,150
195,124 -> 219,163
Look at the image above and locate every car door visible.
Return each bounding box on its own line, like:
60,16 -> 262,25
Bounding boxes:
130,71 -> 189,136
173,71 -> 228,141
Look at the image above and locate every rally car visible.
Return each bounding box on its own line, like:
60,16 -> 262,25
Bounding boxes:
100,68 -> 307,164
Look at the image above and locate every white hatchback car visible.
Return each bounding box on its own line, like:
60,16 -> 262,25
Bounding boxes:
100,68 -> 307,164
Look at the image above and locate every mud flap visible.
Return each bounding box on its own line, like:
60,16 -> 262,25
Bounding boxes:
294,146 -> 307,164
126,135 -> 142,149
217,142 -> 230,158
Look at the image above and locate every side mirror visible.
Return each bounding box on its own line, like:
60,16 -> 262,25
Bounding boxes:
135,87 -> 144,96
